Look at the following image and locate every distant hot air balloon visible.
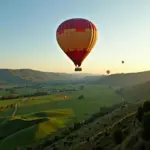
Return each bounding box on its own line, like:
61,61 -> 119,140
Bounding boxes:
122,61 -> 124,64
56,18 -> 98,71
63,96 -> 67,99
106,70 -> 110,75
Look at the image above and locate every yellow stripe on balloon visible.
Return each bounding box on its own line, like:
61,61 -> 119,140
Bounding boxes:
56,28 -> 97,53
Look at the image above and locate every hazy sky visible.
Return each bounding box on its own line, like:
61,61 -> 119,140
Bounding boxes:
0,0 -> 150,74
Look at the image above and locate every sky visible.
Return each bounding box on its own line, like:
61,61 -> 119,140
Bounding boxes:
0,0 -> 150,74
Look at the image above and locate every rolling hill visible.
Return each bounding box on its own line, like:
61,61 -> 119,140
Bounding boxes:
0,69 -> 89,86
0,109 -> 73,150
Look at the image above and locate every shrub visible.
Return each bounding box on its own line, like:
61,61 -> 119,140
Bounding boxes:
53,147 -> 57,150
64,141 -> 68,146
104,124 -> 107,128
113,128 -> 123,145
86,137 -> 90,142
25,147 -> 32,150
93,146 -> 103,150
54,136 -> 59,141
15,148 -> 20,150
123,128 -> 129,137
124,131 -> 139,149
133,140 -> 145,150
136,106 -> 144,122
104,131 -> 109,136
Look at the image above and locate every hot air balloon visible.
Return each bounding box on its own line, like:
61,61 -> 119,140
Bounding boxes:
106,70 -> 110,75
63,96 -> 67,99
122,61 -> 124,64
56,18 -> 98,71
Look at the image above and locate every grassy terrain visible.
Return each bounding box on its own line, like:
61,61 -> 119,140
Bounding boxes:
0,99 -> 20,107
0,99 -> 20,117
0,84 -> 122,149
1,70 -> 150,150
27,109 -> 74,119
39,101 -> 141,150
14,88 -> 37,95
0,119 -> 65,150
33,80 -> 150,150
0,90 -> 11,96
0,109 -> 73,150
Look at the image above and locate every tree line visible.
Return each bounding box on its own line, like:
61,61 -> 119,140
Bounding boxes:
0,92 -> 48,100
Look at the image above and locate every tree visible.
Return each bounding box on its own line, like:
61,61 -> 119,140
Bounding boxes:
142,111 -> 150,141
78,95 -> 84,100
80,86 -> 84,90
136,106 -> 143,122
143,100 -> 150,113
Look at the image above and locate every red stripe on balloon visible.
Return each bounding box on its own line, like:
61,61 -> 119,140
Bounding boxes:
57,18 -> 96,35
65,49 -> 89,67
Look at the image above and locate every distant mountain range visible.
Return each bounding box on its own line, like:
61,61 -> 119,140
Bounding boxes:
1,69 -> 150,87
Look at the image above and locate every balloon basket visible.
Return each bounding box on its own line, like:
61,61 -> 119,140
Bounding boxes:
75,67 -> 82,71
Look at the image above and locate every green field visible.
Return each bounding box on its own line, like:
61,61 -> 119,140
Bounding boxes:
0,84 -> 122,149
0,110 -> 72,150
15,85 -> 121,120
15,88 -> 37,95
0,90 -> 11,96
0,99 -> 20,107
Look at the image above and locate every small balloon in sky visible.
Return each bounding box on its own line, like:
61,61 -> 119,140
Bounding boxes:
106,70 -> 110,75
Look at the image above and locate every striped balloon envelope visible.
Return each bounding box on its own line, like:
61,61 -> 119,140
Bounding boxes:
56,18 -> 98,71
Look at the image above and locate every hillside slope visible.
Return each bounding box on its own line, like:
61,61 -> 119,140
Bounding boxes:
86,71 -> 150,87
33,101 -> 139,150
123,80 -> 150,102
31,80 -> 150,150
